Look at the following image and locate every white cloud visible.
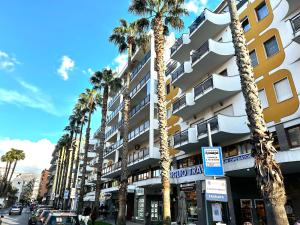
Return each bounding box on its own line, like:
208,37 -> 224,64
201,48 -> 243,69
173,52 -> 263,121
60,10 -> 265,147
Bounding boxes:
57,55 -> 75,80
0,80 -> 61,116
0,138 -> 55,173
82,67 -> 94,76
0,50 -> 20,72
112,54 -> 127,73
184,0 -> 207,14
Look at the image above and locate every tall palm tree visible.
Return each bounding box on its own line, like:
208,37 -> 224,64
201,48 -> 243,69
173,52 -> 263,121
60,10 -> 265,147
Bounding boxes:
129,1 -> 187,224
77,89 -> 102,214
227,1 -> 288,224
7,149 -> 25,183
109,19 -> 149,225
1,150 -> 15,194
90,69 -> 122,213
0,155 -> 8,192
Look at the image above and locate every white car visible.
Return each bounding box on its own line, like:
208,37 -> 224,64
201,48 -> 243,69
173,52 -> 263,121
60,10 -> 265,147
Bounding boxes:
9,206 -> 22,215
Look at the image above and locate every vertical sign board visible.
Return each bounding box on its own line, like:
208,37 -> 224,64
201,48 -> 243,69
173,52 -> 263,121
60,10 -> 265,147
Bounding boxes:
205,179 -> 228,202
63,189 -> 69,199
202,146 -> 224,177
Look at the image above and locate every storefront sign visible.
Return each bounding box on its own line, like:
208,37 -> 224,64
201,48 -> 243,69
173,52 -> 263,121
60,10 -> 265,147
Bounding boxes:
202,147 -> 224,176
136,188 -> 144,196
223,153 -> 252,164
205,179 -> 228,202
170,165 -> 203,178
70,188 -> 76,199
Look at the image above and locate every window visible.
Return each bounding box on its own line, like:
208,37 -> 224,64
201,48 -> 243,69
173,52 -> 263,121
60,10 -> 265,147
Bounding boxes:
286,126 -> 300,148
166,84 -> 171,94
264,36 -> 279,58
274,78 -> 293,102
241,17 -> 251,32
256,1 -> 268,21
249,50 -> 258,67
219,69 -> 228,76
258,89 -> 269,109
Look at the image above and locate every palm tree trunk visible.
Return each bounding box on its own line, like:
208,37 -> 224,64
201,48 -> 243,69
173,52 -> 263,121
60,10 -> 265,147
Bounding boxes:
94,86 -> 109,213
54,148 -> 63,207
117,44 -> 132,225
78,111 -> 92,214
0,161 -> 9,193
58,147 -> 66,208
153,14 -> 171,225
7,160 -> 17,183
227,1 -> 288,224
72,122 -> 84,189
2,161 -> 12,194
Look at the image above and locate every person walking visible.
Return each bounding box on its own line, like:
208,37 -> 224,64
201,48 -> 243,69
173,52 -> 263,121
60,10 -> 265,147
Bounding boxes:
81,206 -> 91,225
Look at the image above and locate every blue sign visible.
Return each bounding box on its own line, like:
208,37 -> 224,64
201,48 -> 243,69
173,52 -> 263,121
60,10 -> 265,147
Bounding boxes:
206,193 -> 228,202
205,179 -> 228,202
202,147 -> 224,177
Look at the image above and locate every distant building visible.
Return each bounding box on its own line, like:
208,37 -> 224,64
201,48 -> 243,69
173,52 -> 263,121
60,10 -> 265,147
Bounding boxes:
11,173 -> 39,202
38,169 -> 49,200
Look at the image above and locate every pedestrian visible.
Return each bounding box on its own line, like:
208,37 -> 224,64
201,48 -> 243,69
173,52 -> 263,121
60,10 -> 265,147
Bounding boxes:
90,208 -> 99,225
81,206 -> 91,225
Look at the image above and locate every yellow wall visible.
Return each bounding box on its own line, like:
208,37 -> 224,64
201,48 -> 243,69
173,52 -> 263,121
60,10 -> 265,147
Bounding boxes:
240,0 -> 299,123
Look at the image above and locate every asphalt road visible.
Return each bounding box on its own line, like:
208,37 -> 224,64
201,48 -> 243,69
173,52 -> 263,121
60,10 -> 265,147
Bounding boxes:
0,207 -> 31,225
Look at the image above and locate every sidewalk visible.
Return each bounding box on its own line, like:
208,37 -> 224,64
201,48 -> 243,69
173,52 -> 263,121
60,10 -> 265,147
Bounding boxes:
98,218 -> 144,225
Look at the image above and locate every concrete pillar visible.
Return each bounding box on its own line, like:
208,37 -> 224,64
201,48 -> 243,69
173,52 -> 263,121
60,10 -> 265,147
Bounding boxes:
275,123 -> 290,151
196,180 -> 206,225
226,177 -> 236,225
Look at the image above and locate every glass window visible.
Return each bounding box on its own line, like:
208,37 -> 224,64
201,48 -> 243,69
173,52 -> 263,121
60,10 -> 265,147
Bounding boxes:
241,17 -> 251,32
249,50 -> 258,67
274,78 -> 293,102
264,36 -> 279,58
258,89 -> 269,109
287,126 -> 300,148
256,1 -> 268,21
137,197 -> 145,220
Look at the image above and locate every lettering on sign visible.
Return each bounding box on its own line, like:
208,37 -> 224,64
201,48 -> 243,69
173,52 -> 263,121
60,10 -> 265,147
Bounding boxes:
170,165 -> 203,178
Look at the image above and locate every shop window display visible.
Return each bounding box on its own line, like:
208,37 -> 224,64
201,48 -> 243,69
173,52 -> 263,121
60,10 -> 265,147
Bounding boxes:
137,197 -> 145,220
180,183 -> 197,223
240,199 -> 253,224
254,199 -> 267,225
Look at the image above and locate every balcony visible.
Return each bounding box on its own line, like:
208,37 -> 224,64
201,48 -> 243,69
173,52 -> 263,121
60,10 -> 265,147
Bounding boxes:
170,34 -> 191,63
196,114 -> 249,146
102,161 -> 122,178
291,13 -> 300,44
105,119 -> 123,141
104,139 -> 123,157
171,62 -> 193,90
87,151 -> 97,159
172,93 -> 195,120
130,51 -> 151,82
286,0 -> 300,16
107,102 -> 124,125
130,72 -> 150,99
108,88 -> 124,112
129,95 -> 150,127
128,120 -> 150,145
173,128 -> 198,151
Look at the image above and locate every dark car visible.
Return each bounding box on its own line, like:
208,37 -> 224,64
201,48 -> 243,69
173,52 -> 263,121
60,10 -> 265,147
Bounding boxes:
44,211 -> 80,225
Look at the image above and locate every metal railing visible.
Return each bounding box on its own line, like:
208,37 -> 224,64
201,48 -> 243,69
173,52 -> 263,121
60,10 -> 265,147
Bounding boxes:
171,64 -> 184,82
196,116 -> 219,136
128,121 -> 150,141
173,96 -> 186,112
189,11 -> 206,34
291,13 -> 300,34
191,41 -> 209,64
194,76 -> 214,99
165,61 -> 178,77
107,102 -> 124,123
170,36 -> 183,55
131,51 -> 151,81
108,87 -> 124,109
102,161 -> 122,175
104,139 -> 123,156
128,148 -> 150,164
173,130 -> 189,146
129,95 -> 150,118
130,72 -> 150,98
105,119 -> 124,139
237,0 -> 248,10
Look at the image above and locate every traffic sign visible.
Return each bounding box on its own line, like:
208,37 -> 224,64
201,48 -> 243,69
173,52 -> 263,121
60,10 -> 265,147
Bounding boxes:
205,179 -> 228,202
202,146 -> 224,176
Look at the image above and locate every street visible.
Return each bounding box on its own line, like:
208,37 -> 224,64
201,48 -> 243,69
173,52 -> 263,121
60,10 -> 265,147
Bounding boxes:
0,207 -> 31,225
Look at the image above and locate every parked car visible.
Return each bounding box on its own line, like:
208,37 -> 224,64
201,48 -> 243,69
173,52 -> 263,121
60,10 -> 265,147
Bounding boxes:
44,211 -> 80,225
28,207 -> 53,225
9,205 -> 22,215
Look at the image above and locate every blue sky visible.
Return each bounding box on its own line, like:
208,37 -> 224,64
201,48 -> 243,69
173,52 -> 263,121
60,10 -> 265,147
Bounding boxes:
0,0 -> 220,173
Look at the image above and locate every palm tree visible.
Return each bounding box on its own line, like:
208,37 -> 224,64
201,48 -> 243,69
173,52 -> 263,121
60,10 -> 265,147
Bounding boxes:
129,1 -> 187,224
90,69 -> 122,213
77,89 -> 102,214
1,150 -> 15,194
227,1 -> 288,224
0,154 -> 8,192
109,19 -> 149,225
7,149 -> 25,183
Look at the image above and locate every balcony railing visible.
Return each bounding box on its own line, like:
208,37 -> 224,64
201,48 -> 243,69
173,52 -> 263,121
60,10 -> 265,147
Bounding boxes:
173,130 -> 189,146
194,76 -> 214,99
129,95 -> 150,118
107,102 -> 124,123
165,61 -> 178,77
170,36 -> 183,55
173,96 -> 186,112
105,119 -> 123,139
128,148 -> 150,164
189,11 -> 206,34
128,121 -> 150,141
196,116 -> 219,136
237,0 -> 248,10
102,161 -> 122,175
108,87 -> 124,109
130,72 -> 150,98
291,13 -> 300,34
104,139 -> 123,156
131,51 -> 151,81
171,64 -> 184,82
191,41 -> 209,64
